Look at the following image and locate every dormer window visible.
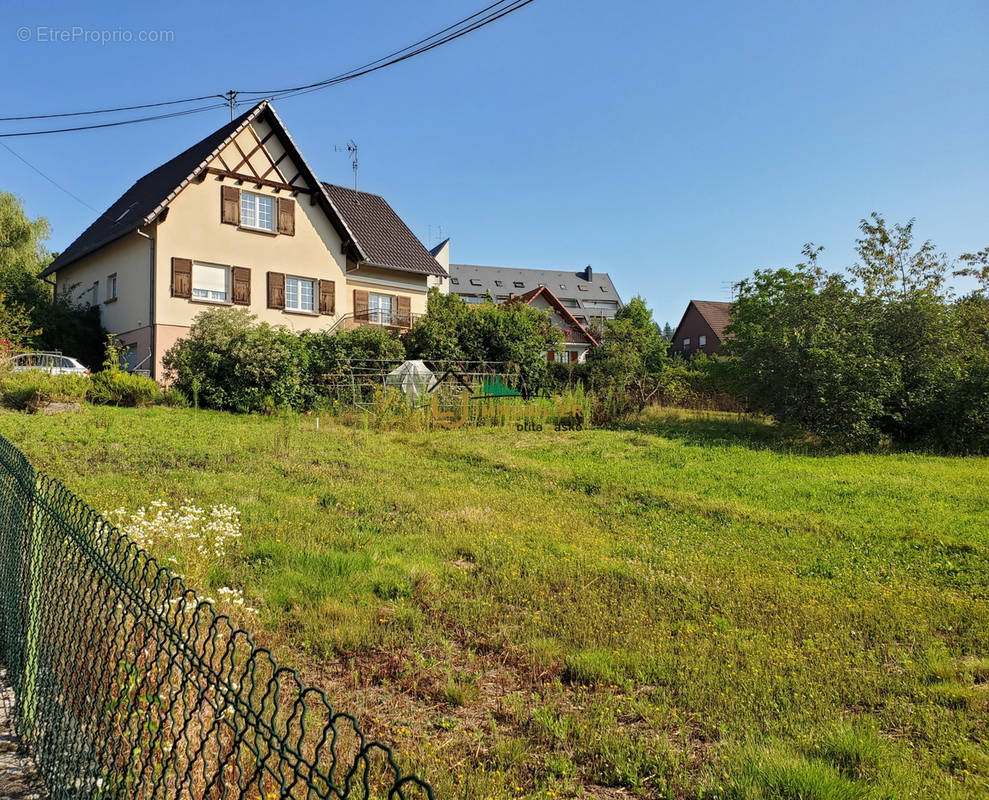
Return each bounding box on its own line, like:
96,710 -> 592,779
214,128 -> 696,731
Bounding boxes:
513,281 -> 524,288
470,279 -> 482,286
450,277 -> 459,285
241,191 -> 275,232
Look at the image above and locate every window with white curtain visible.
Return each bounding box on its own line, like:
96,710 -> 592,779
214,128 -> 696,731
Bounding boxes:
285,276 -> 315,312
240,191 -> 275,231
369,292 -> 393,322
192,262 -> 229,302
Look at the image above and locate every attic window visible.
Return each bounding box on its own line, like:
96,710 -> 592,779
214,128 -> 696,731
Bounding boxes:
113,202 -> 137,223
600,285 -> 608,292
494,280 -> 503,287
469,279 -> 482,286
450,278 -> 459,285
513,281 -> 524,288
560,284 -> 567,289
578,285 -> 589,291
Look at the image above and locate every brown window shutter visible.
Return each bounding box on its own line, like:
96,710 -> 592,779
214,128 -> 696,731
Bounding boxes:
267,271 -> 285,309
547,350 -> 555,363
318,280 -> 335,315
277,197 -> 295,236
232,267 -> 251,305
569,350 -> 578,364
221,186 -> 241,225
396,295 -> 411,327
171,257 -> 192,299
353,289 -> 369,320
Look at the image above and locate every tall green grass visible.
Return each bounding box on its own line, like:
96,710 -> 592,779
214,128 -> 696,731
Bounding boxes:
0,405 -> 985,800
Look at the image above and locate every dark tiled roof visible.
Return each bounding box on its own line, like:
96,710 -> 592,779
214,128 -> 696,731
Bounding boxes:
43,103 -> 267,277
449,263 -> 622,318
322,183 -> 446,277
504,286 -> 597,345
691,300 -> 732,340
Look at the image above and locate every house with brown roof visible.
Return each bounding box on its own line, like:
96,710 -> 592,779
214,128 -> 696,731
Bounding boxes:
502,286 -> 598,363
42,100 -> 447,379
670,300 -> 732,356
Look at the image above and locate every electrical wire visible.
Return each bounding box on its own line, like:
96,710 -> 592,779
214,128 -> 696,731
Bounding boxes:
0,0 -> 537,137
0,141 -> 99,211
0,93 -> 228,122
238,0 -> 531,97
0,101 -> 231,138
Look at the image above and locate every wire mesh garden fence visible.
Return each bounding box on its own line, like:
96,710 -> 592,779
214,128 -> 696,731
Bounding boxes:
0,434 -> 433,800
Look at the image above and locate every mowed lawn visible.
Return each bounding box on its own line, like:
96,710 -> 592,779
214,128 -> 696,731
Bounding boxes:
1,406 -> 986,799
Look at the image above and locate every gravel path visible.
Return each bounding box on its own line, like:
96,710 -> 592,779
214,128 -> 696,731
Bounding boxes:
0,670 -> 46,800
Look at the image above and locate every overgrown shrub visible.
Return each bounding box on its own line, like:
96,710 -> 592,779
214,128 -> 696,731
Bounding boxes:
88,369 -> 162,407
1,371 -> 89,410
163,308 -> 307,413
163,308 -> 407,413
87,337 -> 165,407
301,326 -> 405,408
726,217 -> 989,452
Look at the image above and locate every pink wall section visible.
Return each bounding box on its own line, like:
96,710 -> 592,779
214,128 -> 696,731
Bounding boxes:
153,324 -> 192,382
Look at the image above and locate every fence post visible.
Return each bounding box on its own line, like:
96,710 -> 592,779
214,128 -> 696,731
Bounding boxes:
20,482 -> 42,735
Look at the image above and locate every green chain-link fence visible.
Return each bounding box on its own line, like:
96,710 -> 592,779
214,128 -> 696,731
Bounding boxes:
0,434 -> 433,800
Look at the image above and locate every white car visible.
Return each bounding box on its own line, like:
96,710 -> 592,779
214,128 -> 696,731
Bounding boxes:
11,352 -> 90,376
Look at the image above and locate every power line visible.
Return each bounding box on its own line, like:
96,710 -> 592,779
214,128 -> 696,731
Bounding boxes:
240,0 -> 536,104
0,93 -> 227,122
0,141 -> 99,211
0,0 -> 537,138
238,0 -> 531,97
0,101 -> 230,139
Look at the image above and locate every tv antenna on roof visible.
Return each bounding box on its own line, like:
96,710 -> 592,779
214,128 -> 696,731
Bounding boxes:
334,140 -> 359,196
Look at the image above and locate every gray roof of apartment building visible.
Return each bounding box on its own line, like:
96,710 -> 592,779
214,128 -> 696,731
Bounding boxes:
448,263 -> 623,321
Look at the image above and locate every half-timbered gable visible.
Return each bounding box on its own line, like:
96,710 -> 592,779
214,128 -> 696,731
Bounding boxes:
42,100 -> 446,379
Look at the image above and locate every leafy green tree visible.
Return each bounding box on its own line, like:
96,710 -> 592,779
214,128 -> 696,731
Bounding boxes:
726,216 -> 989,452
0,191 -> 52,310
0,293 -> 39,355
725,261 -> 891,448
0,191 -> 105,366
404,289 -> 562,395
587,296 -> 669,411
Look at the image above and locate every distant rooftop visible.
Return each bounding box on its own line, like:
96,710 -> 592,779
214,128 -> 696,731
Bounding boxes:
449,263 -> 622,321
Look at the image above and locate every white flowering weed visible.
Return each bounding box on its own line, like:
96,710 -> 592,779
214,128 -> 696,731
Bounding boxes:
105,499 -> 257,615
107,499 -> 241,561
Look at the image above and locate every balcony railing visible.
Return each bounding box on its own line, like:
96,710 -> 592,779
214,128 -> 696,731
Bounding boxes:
351,309 -> 422,330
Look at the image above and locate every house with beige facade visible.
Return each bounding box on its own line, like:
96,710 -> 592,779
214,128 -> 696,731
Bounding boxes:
42,100 -> 447,379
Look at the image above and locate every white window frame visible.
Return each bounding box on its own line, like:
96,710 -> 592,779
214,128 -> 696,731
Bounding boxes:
192,262 -> 230,303
106,273 -> 117,302
368,292 -> 394,323
240,191 -> 275,232
285,275 -> 316,313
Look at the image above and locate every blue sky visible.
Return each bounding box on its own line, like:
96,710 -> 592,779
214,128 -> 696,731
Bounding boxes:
3,0 -> 987,327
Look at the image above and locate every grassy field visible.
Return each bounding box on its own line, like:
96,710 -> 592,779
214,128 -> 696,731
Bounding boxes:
0,405 -> 986,799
